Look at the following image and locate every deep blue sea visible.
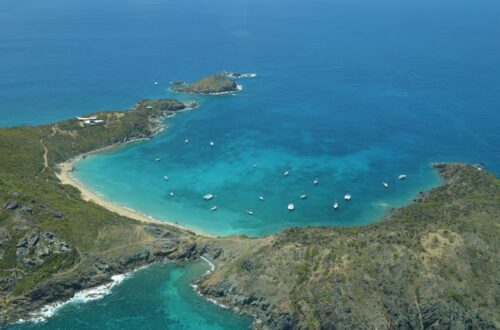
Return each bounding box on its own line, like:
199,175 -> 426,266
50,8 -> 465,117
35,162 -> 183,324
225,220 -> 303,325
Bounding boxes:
2,0 -> 500,327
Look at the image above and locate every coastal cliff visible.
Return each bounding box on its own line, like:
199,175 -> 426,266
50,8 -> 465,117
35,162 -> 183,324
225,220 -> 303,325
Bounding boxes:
171,73 -> 238,94
0,97 -> 499,329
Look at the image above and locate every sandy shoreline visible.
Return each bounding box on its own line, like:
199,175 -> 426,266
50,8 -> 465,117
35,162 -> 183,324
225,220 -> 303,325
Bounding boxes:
55,143 -> 213,238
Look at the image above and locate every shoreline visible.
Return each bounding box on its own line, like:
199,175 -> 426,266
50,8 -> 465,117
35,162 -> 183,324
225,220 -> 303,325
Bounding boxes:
55,137 -> 214,239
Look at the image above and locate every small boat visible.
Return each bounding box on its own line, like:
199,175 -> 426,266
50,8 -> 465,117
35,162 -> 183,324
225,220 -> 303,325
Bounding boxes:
288,203 -> 295,211
259,196 -> 265,201
313,178 -> 319,185
210,206 -> 217,212
163,176 -> 169,181
154,81 -> 159,85
203,193 -> 215,200
344,194 -> 352,201
300,193 -> 308,199
398,174 -> 407,180
209,141 -> 215,146
155,158 -> 161,162
246,210 -> 254,215
252,164 -> 257,168
333,202 -> 339,209
184,139 -> 189,144
169,192 -> 174,197
383,182 -> 389,188
284,170 -> 289,176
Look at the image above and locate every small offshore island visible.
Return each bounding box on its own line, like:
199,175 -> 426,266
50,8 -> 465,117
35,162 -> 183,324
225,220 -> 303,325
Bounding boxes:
0,95 -> 499,329
170,73 -> 240,94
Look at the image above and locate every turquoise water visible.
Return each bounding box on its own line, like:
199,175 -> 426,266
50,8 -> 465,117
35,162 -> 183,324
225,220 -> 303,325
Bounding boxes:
2,0 -> 500,327
9,261 -> 252,330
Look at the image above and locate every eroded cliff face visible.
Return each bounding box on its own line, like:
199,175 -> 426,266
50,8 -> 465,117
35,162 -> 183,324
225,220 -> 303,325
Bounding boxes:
198,164 -> 500,329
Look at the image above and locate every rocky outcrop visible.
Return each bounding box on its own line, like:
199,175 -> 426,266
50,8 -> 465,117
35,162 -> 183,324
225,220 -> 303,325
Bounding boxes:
171,74 -> 238,94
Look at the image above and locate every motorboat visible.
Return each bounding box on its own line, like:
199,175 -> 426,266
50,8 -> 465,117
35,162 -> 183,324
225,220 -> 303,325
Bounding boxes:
259,196 -> 265,201
313,178 -> 319,185
300,193 -> 308,199
210,206 -> 217,211
344,194 -> 352,201
398,174 -> 407,180
333,202 -> 339,209
247,210 -> 254,215
288,203 -> 295,211
383,182 -> 389,188
163,176 -> 169,181
203,193 -> 215,200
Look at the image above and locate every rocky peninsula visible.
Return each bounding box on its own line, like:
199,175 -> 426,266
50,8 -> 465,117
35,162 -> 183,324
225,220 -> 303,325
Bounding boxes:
170,73 -> 239,94
0,97 -> 499,329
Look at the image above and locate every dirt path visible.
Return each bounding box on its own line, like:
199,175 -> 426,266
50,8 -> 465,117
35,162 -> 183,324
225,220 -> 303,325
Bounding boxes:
40,139 -> 48,168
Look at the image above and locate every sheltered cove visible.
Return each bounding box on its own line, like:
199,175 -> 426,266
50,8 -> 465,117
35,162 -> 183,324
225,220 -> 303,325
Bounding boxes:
0,76 -> 499,328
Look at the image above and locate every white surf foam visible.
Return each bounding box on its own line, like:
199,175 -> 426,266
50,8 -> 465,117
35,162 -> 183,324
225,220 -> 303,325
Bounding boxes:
19,273 -> 133,324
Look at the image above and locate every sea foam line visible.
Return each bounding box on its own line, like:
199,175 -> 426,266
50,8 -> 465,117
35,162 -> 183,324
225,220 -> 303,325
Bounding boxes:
16,268 -> 144,325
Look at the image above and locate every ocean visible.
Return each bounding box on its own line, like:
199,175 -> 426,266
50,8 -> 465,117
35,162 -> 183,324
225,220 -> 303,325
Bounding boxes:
2,0 -> 500,327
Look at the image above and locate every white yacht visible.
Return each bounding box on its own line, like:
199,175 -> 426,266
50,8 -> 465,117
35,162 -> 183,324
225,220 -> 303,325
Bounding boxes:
210,141 -> 215,146
247,210 -> 254,215
155,157 -> 161,162
163,176 -> 169,181
383,182 -> 389,188
203,193 -> 215,200
284,170 -> 289,176
169,192 -> 174,197
313,178 -> 319,185
259,196 -> 265,201
333,202 -> 339,209
210,206 -> 217,212
288,203 -> 295,211
398,174 -> 407,180
154,81 -> 159,85
300,193 -> 308,199
344,194 -> 352,201
184,139 -> 189,144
